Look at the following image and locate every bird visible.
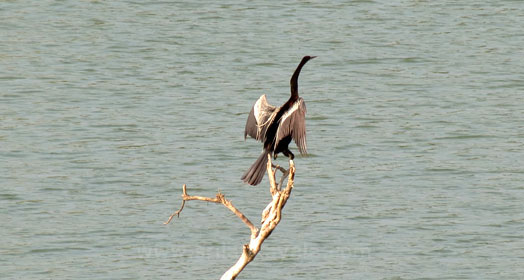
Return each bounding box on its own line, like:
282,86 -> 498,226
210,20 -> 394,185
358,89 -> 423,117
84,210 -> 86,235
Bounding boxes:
241,56 -> 315,185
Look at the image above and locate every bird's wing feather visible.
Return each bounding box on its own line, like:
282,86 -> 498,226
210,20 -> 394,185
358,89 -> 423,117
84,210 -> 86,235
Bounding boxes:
275,97 -> 307,154
244,94 -> 276,142
244,106 -> 258,140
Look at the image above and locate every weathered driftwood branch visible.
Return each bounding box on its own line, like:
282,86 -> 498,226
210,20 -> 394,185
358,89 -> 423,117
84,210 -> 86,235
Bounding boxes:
165,154 -> 296,280
164,184 -> 258,239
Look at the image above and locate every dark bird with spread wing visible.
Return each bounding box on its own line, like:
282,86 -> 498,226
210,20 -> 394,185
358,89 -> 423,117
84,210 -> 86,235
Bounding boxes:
241,56 -> 315,185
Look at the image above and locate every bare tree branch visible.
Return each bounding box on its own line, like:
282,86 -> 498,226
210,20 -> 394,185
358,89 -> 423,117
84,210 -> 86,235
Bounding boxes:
272,163 -> 288,175
166,155 -> 296,280
221,157 -> 295,280
164,184 -> 258,238
164,199 -> 185,225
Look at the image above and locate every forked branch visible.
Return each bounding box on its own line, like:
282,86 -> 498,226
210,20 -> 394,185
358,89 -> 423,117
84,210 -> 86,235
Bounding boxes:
164,184 -> 258,238
165,154 -> 296,280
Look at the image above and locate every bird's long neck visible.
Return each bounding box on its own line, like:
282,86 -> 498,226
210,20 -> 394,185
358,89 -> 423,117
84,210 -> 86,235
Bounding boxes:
290,57 -> 309,99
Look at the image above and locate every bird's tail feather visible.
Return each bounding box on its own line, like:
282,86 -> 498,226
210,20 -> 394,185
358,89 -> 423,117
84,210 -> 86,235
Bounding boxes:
241,151 -> 269,186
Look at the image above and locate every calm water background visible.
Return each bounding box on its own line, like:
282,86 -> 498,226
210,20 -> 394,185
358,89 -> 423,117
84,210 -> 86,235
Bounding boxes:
2,1 -> 524,279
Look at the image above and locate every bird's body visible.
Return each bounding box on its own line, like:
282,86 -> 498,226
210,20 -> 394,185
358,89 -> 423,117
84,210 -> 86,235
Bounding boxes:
242,56 -> 315,185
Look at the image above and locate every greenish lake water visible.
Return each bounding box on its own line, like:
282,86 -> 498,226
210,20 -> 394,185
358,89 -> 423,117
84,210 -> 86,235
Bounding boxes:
2,1 -> 523,279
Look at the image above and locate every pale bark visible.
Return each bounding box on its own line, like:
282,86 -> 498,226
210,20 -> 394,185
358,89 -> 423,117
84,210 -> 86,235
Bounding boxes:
165,154 -> 296,280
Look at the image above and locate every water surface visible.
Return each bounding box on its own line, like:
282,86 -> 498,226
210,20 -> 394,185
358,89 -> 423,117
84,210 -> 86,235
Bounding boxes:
2,1 -> 524,279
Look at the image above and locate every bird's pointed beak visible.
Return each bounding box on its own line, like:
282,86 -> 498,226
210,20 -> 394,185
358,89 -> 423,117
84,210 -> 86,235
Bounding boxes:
310,56 -> 317,59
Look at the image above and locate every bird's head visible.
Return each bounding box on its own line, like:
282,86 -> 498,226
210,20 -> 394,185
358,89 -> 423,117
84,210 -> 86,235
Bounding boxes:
303,56 -> 317,61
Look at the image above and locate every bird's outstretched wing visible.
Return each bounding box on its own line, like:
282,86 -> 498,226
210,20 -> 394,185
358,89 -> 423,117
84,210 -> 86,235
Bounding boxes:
275,97 -> 307,154
244,94 -> 277,142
